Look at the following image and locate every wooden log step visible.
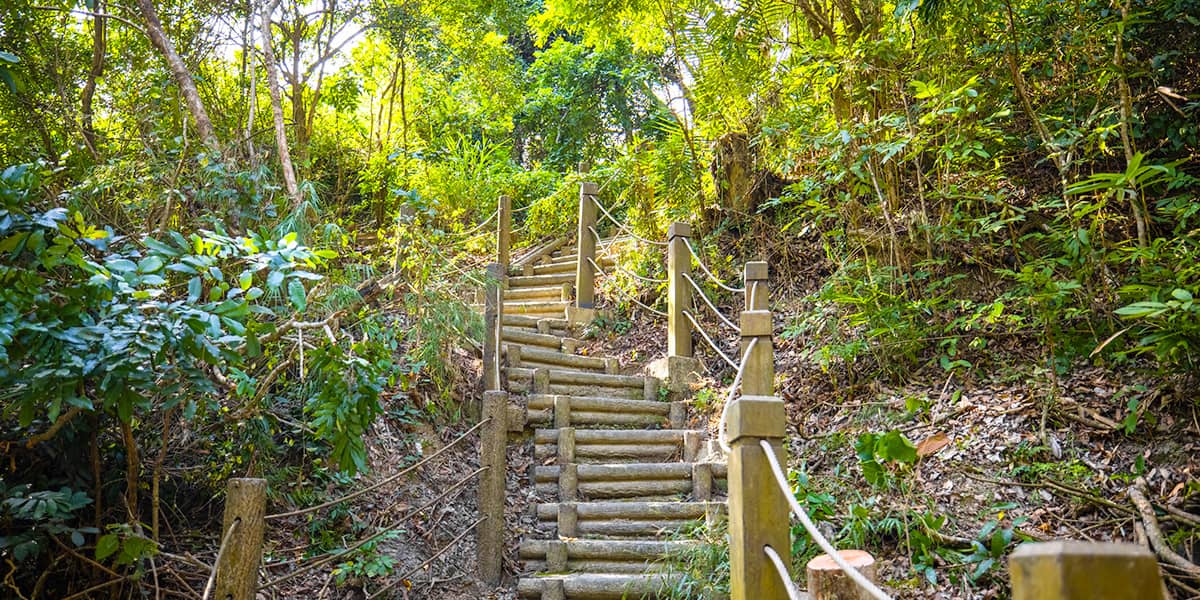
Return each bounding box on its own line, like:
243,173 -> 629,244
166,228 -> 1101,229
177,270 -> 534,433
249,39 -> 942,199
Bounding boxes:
509,378 -> 646,401
509,272 -> 577,288
534,429 -> 687,445
535,462 -> 728,483
535,442 -> 680,462
520,539 -> 695,563
502,328 -> 570,350
501,314 -> 569,331
505,300 -> 570,315
527,395 -> 671,416
525,408 -> 665,428
508,346 -> 610,373
506,285 -> 569,301
536,501 -> 723,537
516,573 -> 681,599
508,367 -> 645,389
532,261 -> 580,275
533,462 -> 727,500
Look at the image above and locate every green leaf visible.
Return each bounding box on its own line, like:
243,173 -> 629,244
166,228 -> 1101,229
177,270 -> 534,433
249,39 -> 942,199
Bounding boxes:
878,430 -> 918,464
96,534 -> 119,561
288,279 -> 307,311
188,277 -> 202,303
138,256 -> 164,273
267,270 -> 285,289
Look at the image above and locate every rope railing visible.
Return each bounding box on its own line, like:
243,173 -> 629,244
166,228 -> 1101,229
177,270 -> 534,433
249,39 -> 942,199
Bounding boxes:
683,310 -> 737,369
442,207 -> 500,240
716,337 -> 758,454
763,545 -> 805,600
365,516 -> 487,599
587,257 -> 669,319
587,225 -> 669,285
588,193 -> 669,247
760,438 -> 894,600
682,237 -> 745,294
201,518 -> 239,600
682,273 -> 739,332
265,418 -> 491,521
259,465 -> 487,592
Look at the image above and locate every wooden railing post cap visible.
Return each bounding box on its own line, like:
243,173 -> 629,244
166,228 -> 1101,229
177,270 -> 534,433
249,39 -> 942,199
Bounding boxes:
668,222 -> 692,239
580,181 -> 599,194
740,310 -> 773,337
726,395 -> 786,441
744,261 -> 768,281
1010,541 -> 1165,600
484,389 -> 509,402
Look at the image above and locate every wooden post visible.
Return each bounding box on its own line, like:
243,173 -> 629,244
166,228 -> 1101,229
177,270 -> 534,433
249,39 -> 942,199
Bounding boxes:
213,478 -> 267,600
498,195 -> 512,275
1009,541 -> 1166,600
807,551 -> 878,600
740,310 -> 774,396
478,390 -> 509,585
744,261 -> 768,311
667,222 -> 693,358
728,307 -> 788,600
482,263 -> 503,393
575,182 -> 598,310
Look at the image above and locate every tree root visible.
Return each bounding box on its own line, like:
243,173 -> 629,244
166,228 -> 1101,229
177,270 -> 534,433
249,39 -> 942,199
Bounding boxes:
1130,477 -> 1200,579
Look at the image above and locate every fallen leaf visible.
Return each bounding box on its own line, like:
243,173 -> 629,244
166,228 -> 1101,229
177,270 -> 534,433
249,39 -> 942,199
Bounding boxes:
916,433 -> 951,458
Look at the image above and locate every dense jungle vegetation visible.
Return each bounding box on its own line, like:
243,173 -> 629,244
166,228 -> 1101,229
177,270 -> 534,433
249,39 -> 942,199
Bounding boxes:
0,0 -> 1197,596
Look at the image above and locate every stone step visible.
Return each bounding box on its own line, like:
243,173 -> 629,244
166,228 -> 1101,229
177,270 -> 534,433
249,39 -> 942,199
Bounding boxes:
533,462 -> 727,501
507,346 -> 611,373
502,328 -> 573,351
525,395 -> 679,429
535,501 -> 723,538
533,429 -> 698,464
509,272 -> 577,288
519,539 -> 696,574
506,284 -> 570,301
517,573 -> 681,599
507,367 -> 658,401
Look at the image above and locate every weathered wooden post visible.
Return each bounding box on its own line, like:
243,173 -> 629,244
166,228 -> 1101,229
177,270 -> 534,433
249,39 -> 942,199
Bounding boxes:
478,389 -> 509,585
498,195 -> 512,275
213,478 -> 267,600
667,222 -> 693,358
1009,541 -> 1166,600
482,263 -> 503,393
570,182 -> 598,324
745,261 -> 768,311
807,550 -> 879,600
727,308 -> 788,600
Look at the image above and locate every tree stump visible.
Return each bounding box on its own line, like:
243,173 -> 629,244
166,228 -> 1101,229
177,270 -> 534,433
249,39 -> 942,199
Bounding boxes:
806,550 -> 877,600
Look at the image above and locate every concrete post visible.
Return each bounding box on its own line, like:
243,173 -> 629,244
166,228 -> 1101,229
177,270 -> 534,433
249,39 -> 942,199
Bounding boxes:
1009,541 -> 1166,600
498,195 -> 512,275
727,393 -> 789,600
728,307 -> 787,600
482,263 -> 503,393
744,261 -> 768,311
574,182 -> 598,311
214,478 -> 267,600
667,222 -> 693,358
740,310 -> 774,396
478,390 -> 509,585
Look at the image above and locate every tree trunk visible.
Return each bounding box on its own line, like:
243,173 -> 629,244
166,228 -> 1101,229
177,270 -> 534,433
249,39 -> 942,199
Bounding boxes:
136,0 -> 219,150
259,0 -> 301,206
80,0 -> 106,158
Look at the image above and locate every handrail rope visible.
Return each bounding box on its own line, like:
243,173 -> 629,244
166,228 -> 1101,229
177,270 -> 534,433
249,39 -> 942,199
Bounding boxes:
365,516 -> 487,599
717,337 -> 758,454
682,273 -> 739,332
615,263 -> 668,284
683,310 -> 737,369
589,193 -> 669,247
265,419 -> 491,521
412,227 -> 489,287
682,238 -> 746,293
259,466 -> 486,591
763,545 -> 805,600
587,257 -> 669,318
439,207 -> 499,240
760,438 -> 893,600
200,518 -> 239,600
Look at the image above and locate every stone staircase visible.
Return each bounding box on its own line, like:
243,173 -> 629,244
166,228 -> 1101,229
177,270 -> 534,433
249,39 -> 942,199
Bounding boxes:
496,243 -> 726,599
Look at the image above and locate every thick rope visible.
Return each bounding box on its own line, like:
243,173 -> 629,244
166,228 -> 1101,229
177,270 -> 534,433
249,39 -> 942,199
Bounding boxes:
682,238 -> 745,293
683,273 -> 739,332
587,257 -> 668,317
717,337 -> 758,454
589,194 -> 669,246
201,518 -> 239,600
442,207 -> 499,239
265,419 -> 490,521
763,545 -> 805,600
683,310 -> 737,369
761,439 -> 894,600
